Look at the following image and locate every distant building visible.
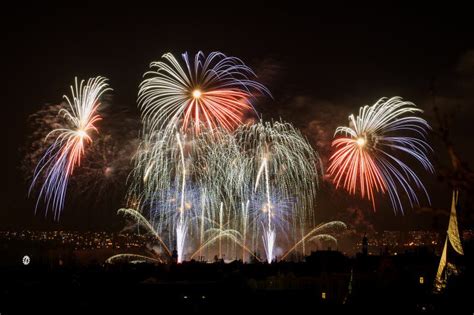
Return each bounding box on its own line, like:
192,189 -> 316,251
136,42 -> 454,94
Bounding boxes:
171,248 -> 178,264
362,234 -> 368,256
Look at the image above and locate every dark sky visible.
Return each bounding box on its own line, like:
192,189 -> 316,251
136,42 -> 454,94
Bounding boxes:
3,2 -> 474,231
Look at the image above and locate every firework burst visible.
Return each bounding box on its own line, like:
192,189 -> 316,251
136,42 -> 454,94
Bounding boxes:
327,96 -> 433,213
234,121 -> 322,261
138,51 -> 270,135
127,121 -> 322,263
29,77 -> 111,219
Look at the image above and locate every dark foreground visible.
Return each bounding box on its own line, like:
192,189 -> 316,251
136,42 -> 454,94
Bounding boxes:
0,249 -> 472,314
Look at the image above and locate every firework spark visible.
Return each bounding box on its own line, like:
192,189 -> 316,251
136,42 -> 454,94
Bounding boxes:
281,221 -> 347,260
126,121 -> 322,263
29,77 -> 111,219
138,51 -> 270,134
327,96 -> 433,213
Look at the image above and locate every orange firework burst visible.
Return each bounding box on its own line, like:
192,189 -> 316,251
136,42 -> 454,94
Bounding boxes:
327,97 -> 433,213
328,136 -> 387,209
138,51 -> 270,135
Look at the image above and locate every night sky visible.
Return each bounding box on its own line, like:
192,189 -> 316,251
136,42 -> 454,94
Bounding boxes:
3,2 -> 474,232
